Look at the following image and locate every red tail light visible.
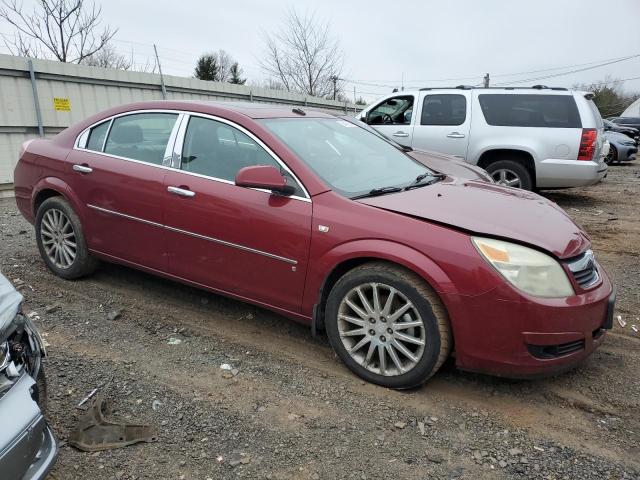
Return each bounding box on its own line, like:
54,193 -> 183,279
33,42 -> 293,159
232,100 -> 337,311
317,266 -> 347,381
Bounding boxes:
577,128 -> 597,160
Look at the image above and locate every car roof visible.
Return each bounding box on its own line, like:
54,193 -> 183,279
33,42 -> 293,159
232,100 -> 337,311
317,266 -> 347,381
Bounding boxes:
118,100 -> 338,119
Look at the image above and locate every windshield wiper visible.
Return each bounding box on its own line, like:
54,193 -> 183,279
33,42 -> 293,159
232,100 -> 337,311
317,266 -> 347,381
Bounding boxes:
351,186 -> 403,200
403,173 -> 446,191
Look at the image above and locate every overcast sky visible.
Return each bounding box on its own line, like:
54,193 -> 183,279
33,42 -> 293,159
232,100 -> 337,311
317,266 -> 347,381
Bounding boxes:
2,0 -> 640,101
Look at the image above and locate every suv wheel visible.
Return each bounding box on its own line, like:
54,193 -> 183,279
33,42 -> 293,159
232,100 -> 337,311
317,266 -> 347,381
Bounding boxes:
35,197 -> 98,279
486,160 -> 533,190
325,262 -> 452,389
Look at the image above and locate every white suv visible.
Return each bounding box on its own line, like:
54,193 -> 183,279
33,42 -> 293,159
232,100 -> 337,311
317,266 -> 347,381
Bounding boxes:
358,86 -> 607,190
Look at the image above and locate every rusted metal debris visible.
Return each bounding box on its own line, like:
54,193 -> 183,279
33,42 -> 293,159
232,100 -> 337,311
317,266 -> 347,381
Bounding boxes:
69,393 -> 158,452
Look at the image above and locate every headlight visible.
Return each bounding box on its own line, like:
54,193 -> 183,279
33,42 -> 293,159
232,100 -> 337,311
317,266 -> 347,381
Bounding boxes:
472,237 -> 574,298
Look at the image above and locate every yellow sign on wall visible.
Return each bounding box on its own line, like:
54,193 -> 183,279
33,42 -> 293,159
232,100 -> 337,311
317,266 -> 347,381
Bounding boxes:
53,97 -> 71,111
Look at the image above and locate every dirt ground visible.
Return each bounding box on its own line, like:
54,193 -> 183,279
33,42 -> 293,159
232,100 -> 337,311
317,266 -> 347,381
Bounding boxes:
1,162 -> 639,480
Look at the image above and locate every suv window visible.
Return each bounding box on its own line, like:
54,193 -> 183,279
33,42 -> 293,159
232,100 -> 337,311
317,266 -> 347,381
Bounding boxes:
104,113 -> 178,164
421,94 -> 467,126
367,96 -> 414,125
85,121 -> 111,152
181,116 -> 303,196
478,94 -> 581,128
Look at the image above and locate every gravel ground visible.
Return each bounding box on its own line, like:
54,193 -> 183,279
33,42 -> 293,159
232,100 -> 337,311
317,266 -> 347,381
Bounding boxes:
1,162 -> 639,480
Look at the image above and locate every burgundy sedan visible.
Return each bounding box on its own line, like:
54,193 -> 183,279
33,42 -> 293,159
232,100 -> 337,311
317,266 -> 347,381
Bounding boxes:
14,101 -> 615,389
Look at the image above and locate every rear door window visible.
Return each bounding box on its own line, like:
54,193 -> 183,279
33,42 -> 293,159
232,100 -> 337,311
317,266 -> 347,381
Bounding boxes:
104,113 -> 178,164
421,94 -> 467,126
478,94 -> 581,128
85,121 -> 111,152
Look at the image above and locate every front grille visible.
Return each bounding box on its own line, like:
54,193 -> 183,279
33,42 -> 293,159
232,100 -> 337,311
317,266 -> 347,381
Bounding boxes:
566,250 -> 599,289
527,339 -> 585,359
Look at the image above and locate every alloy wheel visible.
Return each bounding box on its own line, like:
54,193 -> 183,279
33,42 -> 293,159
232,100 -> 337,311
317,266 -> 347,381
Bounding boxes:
337,282 -> 426,376
492,168 -> 522,188
40,208 -> 77,269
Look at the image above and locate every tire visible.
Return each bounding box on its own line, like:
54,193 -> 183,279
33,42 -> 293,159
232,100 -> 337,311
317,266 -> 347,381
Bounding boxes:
604,145 -> 617,165
486,159 -> 533,190
325,262 -> 452,389
35,196 -> 98,279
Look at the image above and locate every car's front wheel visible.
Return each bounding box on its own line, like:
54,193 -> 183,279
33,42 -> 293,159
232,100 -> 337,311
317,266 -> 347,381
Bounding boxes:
35,196 -> 98,279
325,262 -> 452,389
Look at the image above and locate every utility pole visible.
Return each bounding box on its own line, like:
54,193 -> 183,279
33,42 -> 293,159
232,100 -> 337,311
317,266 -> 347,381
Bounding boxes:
401,72 -> 404,91
483,73 -> 490,88
154,44 -> 167,100
331,75 -> 338,100
353,86 -> 357,112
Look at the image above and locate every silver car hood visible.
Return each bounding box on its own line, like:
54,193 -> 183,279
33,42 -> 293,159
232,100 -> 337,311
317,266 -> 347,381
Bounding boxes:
0,272 -> 23,336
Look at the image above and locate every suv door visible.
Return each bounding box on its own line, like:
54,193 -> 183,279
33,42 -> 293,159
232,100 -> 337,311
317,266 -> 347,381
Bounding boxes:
412,92 -> 471,159
68,111 -> 181,271
363,95 -> 415,147
163,114 -> 312,313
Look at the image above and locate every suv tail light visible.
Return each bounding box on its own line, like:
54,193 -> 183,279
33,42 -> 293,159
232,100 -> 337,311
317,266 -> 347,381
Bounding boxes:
577,128 -> 597,160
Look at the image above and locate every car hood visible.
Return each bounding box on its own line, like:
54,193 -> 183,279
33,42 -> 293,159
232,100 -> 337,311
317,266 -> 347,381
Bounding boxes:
0,273 -> 22,335
605,131 -> 634,144
357,177 -> 590,259
407,150 -> 493,183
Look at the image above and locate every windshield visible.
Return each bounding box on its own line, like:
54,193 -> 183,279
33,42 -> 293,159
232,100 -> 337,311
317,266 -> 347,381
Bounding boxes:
259,117 -> 434,198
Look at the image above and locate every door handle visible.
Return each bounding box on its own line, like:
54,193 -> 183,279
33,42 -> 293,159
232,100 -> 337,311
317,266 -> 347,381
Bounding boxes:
167,186 -> 196,198
72,164 -> 93,174
392,131 -> 410,138
446,132 -> 466,139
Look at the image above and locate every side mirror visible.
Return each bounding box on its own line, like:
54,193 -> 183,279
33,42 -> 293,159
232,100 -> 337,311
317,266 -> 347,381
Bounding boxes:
235,165 -> 295,196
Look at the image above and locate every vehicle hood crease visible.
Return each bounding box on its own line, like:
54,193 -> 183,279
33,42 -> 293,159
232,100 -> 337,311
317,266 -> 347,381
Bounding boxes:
356,179 -> 590,259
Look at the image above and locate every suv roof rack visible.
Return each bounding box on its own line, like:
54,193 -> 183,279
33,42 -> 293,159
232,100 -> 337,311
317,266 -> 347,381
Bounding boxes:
418,85 -> 569,91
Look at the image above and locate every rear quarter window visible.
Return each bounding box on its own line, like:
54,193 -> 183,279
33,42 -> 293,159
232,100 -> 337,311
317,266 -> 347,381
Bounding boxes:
478,94 -> 582,128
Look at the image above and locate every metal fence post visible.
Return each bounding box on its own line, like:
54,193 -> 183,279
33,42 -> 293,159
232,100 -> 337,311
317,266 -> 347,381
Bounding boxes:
28,60 -> 44,137
153,44 -> 167,100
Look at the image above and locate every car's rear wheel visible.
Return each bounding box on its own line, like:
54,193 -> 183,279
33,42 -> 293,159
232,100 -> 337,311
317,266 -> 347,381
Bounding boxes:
605,145 -> 618,164
35,197 -> 98,279
486,160 -> 533,190
325,262 -> 452,389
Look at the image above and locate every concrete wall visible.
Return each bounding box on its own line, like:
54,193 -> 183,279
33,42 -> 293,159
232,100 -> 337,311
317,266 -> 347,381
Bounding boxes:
0,54 -> 361,193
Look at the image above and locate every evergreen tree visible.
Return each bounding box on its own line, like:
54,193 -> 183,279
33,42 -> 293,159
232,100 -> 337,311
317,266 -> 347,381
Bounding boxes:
229,62 -> 246,85
194,54 -> 219,81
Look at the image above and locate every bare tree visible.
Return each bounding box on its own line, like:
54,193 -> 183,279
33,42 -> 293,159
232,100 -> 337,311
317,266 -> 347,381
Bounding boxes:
216,49 -> 233,82
0,0 -> 117,63
261,8 -> 344,98
82,44 -> 131,70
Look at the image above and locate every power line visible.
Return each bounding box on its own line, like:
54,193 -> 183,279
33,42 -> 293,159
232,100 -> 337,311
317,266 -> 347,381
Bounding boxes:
495,54 -> 640,86
341,52 -> 640,88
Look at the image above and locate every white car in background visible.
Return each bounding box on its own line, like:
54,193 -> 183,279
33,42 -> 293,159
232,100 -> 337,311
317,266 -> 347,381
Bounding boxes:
358,86 -> 608,190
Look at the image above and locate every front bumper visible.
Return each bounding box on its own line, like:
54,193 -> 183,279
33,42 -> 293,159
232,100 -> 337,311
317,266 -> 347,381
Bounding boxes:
443,265 -> 614,378
0,373 -> 57,480
536,158 -> 607,188
616,144 -> 637,162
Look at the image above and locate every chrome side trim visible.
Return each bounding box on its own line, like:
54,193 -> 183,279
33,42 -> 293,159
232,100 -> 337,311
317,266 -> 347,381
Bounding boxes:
87,204 -> 164,228
86,204 -> 298,265
163,225 -> 297,265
